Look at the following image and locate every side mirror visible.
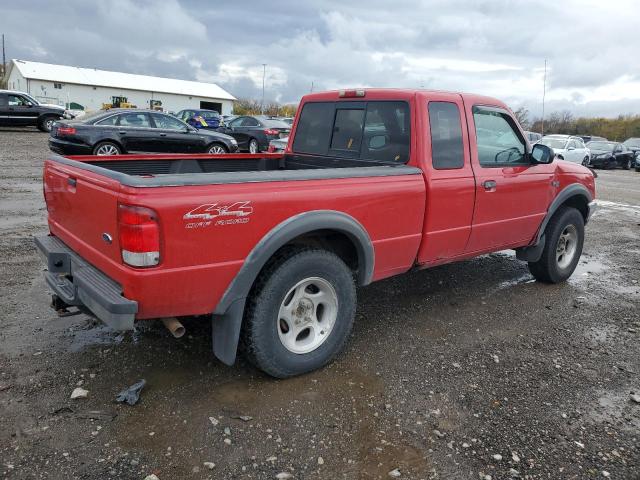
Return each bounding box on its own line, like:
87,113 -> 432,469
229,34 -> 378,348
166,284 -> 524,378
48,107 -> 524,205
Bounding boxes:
567,146 -> 575,151
531,143 -> 554,164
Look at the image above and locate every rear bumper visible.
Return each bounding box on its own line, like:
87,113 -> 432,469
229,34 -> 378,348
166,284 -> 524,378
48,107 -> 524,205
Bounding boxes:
48,138 -> 93,155
35,235 -> 138,330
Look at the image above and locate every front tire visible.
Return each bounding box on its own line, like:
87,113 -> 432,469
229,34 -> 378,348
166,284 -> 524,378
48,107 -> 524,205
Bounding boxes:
248,138 -> 259,154
624,158 -> 632,170
207,143 -> 228,154
240,248 -> 356,378
93,141 -> 121,156
528,207 -> 584,283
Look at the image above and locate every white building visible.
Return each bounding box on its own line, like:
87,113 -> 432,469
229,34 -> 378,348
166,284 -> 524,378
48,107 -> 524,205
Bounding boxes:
5,59 -> 235,114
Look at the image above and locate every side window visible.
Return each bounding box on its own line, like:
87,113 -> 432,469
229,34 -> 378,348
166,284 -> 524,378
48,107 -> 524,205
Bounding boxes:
152,114 -> 187,130
242,117 -> 260,127
118,113 -> 151,128
229,117 -> 245,127
330,109 -> 365,152
95,115 -> 119,126
8,94 -> 29,106
428,102 -> 464,169
473,107 -> 526,166
292,102 -> 335,155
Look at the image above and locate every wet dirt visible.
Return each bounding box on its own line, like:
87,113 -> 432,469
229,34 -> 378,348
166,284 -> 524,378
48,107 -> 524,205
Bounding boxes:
0,129 -> 639,479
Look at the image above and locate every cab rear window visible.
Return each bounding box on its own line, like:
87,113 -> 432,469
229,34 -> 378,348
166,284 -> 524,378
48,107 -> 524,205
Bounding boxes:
293,101 -> 410,163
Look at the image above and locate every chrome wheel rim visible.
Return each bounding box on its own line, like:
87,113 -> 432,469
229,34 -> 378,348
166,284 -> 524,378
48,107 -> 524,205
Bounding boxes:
96,144 -> 119,155
556,224 -> 578,269
208,145 -> 226,154
249,140 -> 258,154
45,119 -> 54,131
277,277 -> 338,354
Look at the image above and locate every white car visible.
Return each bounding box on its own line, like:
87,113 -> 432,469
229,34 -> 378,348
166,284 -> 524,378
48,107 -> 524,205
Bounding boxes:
538,135 -> 590,165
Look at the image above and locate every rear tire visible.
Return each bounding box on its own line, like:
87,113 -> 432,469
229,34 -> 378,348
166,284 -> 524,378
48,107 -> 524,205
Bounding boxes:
528,207 -> 584,283
582,156 -> 589,166
38,116 -> 57,133
93,141 -> 121,156
240,248 -> 356,378
624,158 -> 631,170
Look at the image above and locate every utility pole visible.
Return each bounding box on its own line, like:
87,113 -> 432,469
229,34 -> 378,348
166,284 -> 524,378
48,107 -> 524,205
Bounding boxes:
261,63 -> 266,114
1,34 -> 6,86
541,59 -> 547,135
310,80 -> 314,93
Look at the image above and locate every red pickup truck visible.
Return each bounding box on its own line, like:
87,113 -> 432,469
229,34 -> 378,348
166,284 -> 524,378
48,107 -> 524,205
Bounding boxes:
37,89 -> 596,378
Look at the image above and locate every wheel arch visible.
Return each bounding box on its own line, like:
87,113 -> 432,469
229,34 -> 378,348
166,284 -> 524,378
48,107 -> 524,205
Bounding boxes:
211,210 -> 374,365
516,183 -> 592,262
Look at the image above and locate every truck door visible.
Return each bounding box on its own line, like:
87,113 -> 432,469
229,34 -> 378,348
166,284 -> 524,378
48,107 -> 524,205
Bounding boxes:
7,93 -> 39,126
465,105 -> 554,252
417,94 -> 476,264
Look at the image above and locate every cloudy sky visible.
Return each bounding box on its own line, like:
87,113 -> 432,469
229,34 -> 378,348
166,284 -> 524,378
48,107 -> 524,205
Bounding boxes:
3,0 -> 639,118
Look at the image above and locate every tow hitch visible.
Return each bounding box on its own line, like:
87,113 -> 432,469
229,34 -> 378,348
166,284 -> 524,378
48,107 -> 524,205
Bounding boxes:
51,294 -> 82,318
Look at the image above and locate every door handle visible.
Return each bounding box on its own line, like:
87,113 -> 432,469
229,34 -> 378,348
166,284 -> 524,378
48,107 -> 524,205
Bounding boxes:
159,133 -> 167,137
118,131 -> 127,134
483,180 -> 497,190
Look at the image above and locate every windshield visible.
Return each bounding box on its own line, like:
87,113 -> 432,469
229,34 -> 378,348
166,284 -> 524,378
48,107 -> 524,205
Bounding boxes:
196,110 -> 219,119
623,138 -> 640,148
21,93 -> 40,105
587,141 -> 615,150
539,138 -> 567,149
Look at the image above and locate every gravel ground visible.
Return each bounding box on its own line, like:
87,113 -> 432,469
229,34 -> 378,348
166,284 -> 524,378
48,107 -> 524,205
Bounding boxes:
0,128 -> 639,480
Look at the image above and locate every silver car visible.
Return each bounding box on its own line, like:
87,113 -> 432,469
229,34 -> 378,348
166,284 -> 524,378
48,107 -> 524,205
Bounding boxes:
538,135 -> 590,165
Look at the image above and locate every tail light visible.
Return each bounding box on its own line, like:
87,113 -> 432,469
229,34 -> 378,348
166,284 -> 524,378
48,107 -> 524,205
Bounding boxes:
339,89 -> 365,98
57,126 -> 77,136
264,128 -> 279,135
118,204 -> 160,267
267,144 -> 276,153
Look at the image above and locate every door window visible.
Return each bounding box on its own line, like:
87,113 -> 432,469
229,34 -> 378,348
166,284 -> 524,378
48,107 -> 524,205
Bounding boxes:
241,117 -> 260,127
8,94 -> 31,106
428,102 -> 464,169
118,113 -> 151,128
361,102 -> 410,162
473,107 -> 526,166
95,115 -> 119,126
152,114 -> 187,130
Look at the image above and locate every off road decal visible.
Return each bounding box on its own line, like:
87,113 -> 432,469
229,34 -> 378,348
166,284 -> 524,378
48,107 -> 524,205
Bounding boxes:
183,201 -> 253,228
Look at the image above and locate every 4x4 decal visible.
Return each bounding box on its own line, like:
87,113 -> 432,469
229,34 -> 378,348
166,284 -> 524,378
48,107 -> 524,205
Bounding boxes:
184,201 -> 253,228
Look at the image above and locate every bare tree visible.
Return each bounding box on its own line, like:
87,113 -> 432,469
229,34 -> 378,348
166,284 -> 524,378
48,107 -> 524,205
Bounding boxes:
513,107 -> 531,130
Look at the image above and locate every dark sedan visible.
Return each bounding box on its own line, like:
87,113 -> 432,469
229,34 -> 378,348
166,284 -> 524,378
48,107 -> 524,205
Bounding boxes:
217,116 -> 290,153
586,141 -> 635,170
49,109 -> 238,155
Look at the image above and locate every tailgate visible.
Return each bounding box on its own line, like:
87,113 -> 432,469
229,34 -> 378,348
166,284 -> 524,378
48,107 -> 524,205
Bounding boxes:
44,160 -> 123,265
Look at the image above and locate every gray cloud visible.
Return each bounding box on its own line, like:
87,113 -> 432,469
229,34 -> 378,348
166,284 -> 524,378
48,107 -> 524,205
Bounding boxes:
3,0 -> 639,117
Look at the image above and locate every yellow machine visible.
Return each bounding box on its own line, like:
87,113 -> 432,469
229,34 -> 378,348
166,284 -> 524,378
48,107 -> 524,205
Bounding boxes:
149,99 -> 163,111
102,96 -> 137,110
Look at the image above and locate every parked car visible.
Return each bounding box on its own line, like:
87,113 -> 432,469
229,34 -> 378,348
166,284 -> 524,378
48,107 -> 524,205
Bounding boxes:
175,109 -> 222,129
267,136 -> 288,153
622,137 -> 640,157
217,116 -> 291,153
0,89 -> 67,132
524,131 -> 542,143
580,135 -> 607,143
538,135 -> 591,165
36,88 -> 596,378
49,109 -> 238,155
586,141 -> 635,169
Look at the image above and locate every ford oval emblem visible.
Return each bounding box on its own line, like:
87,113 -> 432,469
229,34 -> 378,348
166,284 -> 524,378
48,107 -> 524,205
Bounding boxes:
102,233 -> 113,244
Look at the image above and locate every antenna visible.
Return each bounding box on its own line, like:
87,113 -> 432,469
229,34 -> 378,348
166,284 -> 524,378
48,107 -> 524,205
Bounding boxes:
541,59 -> 547,135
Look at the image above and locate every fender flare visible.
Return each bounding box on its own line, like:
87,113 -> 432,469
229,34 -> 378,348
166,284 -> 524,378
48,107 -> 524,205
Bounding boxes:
211,210 -> 375,365
516,183 -> 592,262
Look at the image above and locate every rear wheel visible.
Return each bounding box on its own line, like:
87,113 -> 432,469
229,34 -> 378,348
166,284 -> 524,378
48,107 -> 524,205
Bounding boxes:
240,248 -> 356,378
93,141 -> 121,156
38,116 -> 57,133
582,156 -> 589,166
624,158 -> 632,170
248,138 -> 259,154
207,143 -> 228,154
528,207 -> 584,283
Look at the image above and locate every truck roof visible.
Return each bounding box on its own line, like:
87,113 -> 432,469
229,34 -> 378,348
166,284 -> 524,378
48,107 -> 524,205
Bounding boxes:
300,88 -> 509,110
